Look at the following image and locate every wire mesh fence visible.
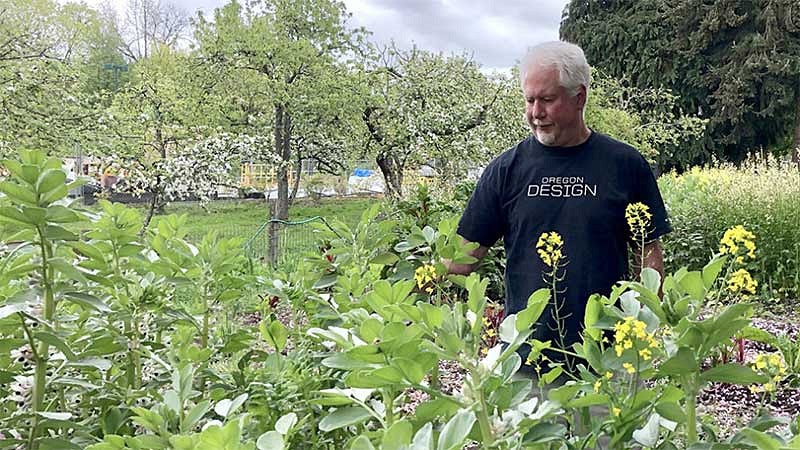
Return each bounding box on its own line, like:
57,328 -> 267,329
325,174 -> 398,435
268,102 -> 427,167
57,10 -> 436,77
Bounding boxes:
243,216 -> 334,266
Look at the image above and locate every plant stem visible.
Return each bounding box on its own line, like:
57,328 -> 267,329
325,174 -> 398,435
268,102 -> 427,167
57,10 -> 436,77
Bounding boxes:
383,390 -> 394,427
685,380 -> 698,444
431,358 -> 440,390
30,231 -> 54,450
475,376 -> 494,446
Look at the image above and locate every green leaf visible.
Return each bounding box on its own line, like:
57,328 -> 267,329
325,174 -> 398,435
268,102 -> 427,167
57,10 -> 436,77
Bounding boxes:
678,271 -> 706,301
42,225 -> 78,241
39,439 -> 82,450
34,331 -> 76,360
63,292 -> 112,313
383,420 -> 413,450
658,347 -> 699,376
641,268 -> 662,292
368,252 -> 399,265
0,181 -> 37,205
522,422 -> 567,444
700,364 -> 768,385
214,393 -> 248,419
256,431 -> 284,450
36,169 -> 67,196
735,428 -> 781,450
393,358 -> 425,384
45,205 -> 82,223
410,423 -> 434,450
275,412 -> 297,435
2,160 -> 32,185
567,393 -> 609,408
0,206 -> 31,225
49,258 -> 87,282
702,256 -> 727,289
517,288 -> 549,331
261,320 -> 288,352
437,409 -> 476,450
183,401 -> 211,432
0,303 -> 29,320
21,205 -> 47,225
319,406 -> 372,432
39,184 -> 69,205
632,413 -> 661,447
68,358 -> 112,371
583,294 -> 602,340
349,436 -> 375,450
36,411 -> 72,421
655,401 -> 686,423
414,397 -> 460,423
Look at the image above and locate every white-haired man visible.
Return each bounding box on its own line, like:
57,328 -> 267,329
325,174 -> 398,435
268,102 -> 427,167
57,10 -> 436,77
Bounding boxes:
450,41 -> 671,376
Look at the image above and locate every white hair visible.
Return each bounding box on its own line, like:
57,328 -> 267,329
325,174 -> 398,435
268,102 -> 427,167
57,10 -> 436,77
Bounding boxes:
519,41 -> 591,96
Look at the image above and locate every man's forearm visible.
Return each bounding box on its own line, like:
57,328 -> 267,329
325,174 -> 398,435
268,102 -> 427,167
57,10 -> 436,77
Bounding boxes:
642,240 -> 665,280
445,240 -> 489,275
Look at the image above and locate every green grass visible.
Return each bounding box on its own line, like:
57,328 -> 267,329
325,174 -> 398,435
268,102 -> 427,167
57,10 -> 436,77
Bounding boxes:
149,196 -> 377,242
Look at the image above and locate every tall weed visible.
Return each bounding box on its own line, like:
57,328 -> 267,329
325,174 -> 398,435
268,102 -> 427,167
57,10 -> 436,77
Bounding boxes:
660,159 -> 800,299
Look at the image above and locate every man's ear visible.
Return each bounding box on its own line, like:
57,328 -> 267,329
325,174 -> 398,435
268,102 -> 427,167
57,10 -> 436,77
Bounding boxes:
575,85 -> 588,109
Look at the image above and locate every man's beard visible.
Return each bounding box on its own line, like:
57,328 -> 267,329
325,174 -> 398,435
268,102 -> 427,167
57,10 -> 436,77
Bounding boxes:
527,118 -> 557,146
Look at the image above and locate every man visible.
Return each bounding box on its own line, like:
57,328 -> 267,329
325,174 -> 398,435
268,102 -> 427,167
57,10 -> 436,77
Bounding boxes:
449,41 -> 671,374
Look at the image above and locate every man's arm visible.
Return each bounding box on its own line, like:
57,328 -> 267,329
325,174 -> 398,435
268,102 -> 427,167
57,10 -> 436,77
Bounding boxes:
643,239 -> 665,280
632,239 -> 665,297
444,239 -> 490,275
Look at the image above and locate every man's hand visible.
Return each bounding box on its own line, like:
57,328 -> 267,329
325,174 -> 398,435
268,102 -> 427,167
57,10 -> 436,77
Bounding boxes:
633,239 -> 665,298
444,240 -> 490,275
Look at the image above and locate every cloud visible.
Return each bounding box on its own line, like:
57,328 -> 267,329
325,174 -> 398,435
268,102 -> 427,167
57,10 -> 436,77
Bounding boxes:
342,0 -> 568,70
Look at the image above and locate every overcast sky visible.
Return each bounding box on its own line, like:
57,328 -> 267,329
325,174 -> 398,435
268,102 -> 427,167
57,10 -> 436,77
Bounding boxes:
78,0 -> 569,72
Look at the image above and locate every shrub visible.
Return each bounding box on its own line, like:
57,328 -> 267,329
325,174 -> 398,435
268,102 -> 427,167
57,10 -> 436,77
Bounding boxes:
659,161 -> 800,299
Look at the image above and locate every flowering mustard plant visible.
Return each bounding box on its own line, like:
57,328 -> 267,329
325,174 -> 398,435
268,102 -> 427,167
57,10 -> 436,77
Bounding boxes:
612,316 -> 660,359
750,353 -> 788,396
727,268 -> 758,298
719,225 -> 756,262
625,202 -> 652,239
413,264 -> 438,293
536,231 -> 564,268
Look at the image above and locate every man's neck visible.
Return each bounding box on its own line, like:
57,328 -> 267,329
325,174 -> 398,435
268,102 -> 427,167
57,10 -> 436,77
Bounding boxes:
560,125 -> 592,147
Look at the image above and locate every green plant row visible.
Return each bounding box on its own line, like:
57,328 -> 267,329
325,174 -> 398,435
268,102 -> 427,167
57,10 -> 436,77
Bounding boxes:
659,163 -> 800,300
2,150 -> 800,449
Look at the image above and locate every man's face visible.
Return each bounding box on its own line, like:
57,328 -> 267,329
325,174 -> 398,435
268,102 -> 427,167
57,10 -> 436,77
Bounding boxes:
522,65 -> 586,147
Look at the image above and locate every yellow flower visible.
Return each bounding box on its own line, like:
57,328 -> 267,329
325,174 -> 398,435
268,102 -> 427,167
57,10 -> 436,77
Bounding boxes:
719,225 -> 756,260
615,344 -> 624,357
605,371 -> 613,379
625,202 -> 652,238
536,231 -> 565,268
414,264 -> 438,289
594,380 -> 602,393
623,363 -> 635,374
612,407 -> 621,417
727,269 -> 758,297
751,353 -> 786,394
639,348 -> 652,361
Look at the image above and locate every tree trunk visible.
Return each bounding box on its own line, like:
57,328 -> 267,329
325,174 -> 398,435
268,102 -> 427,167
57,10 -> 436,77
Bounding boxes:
275,104 -> 290,220
289,152 -> 302,203
792,99 -> 799,167
376,153 -> 404,199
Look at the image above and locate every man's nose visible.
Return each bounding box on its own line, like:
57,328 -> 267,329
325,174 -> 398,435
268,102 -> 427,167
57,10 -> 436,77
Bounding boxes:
532,101 -> 546,119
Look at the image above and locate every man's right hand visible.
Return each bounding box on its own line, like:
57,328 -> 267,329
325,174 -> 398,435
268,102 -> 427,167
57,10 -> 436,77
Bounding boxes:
444,240 -> 490,275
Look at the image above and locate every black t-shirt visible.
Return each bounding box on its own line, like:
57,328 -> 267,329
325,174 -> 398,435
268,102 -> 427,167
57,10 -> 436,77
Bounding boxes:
458,131 -> 671,353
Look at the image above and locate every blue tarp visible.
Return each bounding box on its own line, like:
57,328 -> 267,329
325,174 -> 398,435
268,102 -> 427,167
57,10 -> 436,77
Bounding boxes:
352,168 -> 374,177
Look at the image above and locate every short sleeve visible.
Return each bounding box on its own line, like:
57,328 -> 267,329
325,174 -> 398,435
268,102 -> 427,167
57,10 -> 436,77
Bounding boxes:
631,156 -> 672,242
457,162 -> 506,247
